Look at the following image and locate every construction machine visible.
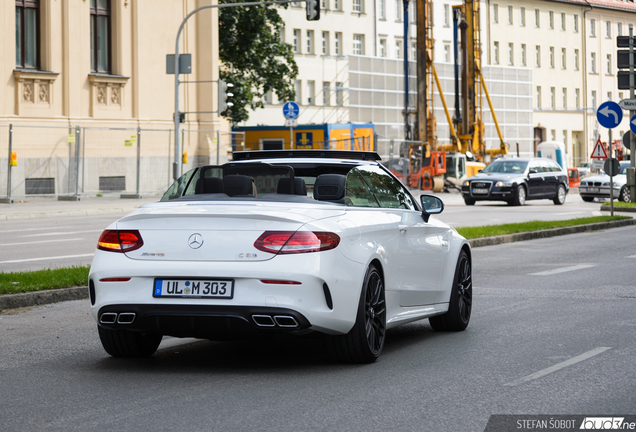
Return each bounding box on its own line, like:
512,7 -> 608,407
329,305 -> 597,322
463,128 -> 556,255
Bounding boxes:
409,0 -> 509,191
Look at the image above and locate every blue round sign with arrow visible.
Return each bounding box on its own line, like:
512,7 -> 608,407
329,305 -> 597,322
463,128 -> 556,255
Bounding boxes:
283,101 -> 300,120
630,114 -> 636,135
596,101 -> 623,129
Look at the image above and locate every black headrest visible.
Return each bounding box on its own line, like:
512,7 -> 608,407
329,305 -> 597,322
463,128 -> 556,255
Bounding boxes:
195,177 -> 224,194
223,175 -> 253,196
313,174 -> 346,202
277,177 -> 307,195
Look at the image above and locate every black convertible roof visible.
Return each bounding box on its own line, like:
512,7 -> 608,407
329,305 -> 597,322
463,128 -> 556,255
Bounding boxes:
232,150 -> 382,161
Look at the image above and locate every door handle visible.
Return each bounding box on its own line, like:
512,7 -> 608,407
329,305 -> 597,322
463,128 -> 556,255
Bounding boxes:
398,224 -> 408,233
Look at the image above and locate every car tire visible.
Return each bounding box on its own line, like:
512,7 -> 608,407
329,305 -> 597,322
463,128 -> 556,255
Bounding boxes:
464,197 -> 476,206
429,250 -> 472,332
553,184 -> 566,205
511,185 -> 526,206
329,264 -> 386,364
98,326 -> 163,358
619,186 -> 631,203
581,196 -> 594,202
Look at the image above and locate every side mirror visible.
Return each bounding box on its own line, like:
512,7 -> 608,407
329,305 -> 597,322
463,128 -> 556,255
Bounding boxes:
420,194 -> 444,223
528,169 -> 538,174
478,169 -> 483,173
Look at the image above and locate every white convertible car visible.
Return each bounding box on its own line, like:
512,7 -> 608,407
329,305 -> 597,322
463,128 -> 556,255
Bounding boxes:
89,150 -> 472,363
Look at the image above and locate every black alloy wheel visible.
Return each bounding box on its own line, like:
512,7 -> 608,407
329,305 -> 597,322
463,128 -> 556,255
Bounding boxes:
513,185 -> 526,206
620,186 -> 631,203
329,265 -> 386,363
429,250 -> 472,331
553,184 -> 567,205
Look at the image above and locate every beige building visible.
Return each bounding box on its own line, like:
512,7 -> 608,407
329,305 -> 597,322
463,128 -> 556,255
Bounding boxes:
2,0 -> 226,198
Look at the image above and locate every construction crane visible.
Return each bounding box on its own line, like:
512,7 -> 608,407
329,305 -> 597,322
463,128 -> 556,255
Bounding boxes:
409,0 -> 509,191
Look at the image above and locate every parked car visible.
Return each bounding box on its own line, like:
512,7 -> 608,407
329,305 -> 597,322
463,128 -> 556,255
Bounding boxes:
576,162 -> 591,177
461,157 -> 569,206
89,150 -> 472,364
579,161 -> 631,202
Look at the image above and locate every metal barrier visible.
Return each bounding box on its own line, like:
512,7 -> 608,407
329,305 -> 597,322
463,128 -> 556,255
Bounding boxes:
0,125 -> 244,201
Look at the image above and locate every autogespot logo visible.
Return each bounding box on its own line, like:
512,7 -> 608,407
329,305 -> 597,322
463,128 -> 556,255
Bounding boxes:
188,233 -> 204,249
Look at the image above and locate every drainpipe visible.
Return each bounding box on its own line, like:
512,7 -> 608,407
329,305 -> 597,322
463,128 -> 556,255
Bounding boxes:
582,1 -> 593,162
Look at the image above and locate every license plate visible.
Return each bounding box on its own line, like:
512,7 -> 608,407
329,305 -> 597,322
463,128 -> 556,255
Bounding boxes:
472,188 -> 489,194
153,278 -> 234,299
587,187 -> 599,193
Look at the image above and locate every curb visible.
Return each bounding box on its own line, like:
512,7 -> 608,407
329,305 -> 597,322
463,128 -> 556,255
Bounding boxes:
0,286 -> 88,310
600,205 -> 636,213
468,218 -> 636,248
2,219 -> 636,311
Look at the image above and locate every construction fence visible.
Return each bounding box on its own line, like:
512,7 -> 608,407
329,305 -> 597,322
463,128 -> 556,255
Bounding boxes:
0,124 -> 244,201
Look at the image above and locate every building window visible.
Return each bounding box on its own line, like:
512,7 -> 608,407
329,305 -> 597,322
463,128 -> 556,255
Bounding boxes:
322,31 -> 329,55
607,91 -> 612,101
561,12 -> 566,30
307,81 -> 315,105
551,130 -> 556,141
590,52 -> 596,74
395,0 -> 401,21
591,90 -> 596,109
561,48 -> 566,69
619,92 -> 624,100
562,88 -> 567,109
549,47 -> 554,68
263,90 -> 272,104
444,4 -> 450,27
15,0 -> 40,69
550,87 -> 555,109
590,19 -> 595,37
294,80 -> 301,103
508,43 -> 514,65
321,0 -> 328,9
353,34 -> 364,55
535,9 -> 540,28
396,40 -> 402,59
90,0 -> 111,73
508,6 -> 513,24
618,23 -> 623,36
380,39 -> 386,57
521,44 -> 526,66
520,7 -> 525,27
335,32 -> 342,55
575,88 -> 580,109
411,42 -> 416,61
494,41 -> 499,64
379,0 -> 385,18
535,45 -> 541,67
493,4 -> 498,23
335,82 -> 343,106
606,21 -> 611,38
574,14 -> 579,33
306,30 -> 314,54
562,131 -> 567,146
293,29 -> 301,53
537,86 -> 541,108
444,44 -> 451,62
607,54 -> 612,75
353,0 -> 362,13
574,49 -> 579,70
549,11 -> 554,29
323,81 -> 330,106
334,0 -> 340,10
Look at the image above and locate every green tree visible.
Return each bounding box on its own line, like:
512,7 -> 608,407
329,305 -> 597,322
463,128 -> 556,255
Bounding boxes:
219,0 -> 298,124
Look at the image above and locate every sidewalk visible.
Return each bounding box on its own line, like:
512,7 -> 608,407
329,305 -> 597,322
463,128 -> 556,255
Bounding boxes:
0,194 -> 161,221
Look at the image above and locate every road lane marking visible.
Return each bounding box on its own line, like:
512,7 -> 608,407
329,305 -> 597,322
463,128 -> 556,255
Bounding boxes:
0,225 -> 82,233
0,253 -> 94,264
529,264 -> 595,276
0,238 -> 84,247
22,230 -> 102,238
504,347 -> 612,387
628,255 -> 636,258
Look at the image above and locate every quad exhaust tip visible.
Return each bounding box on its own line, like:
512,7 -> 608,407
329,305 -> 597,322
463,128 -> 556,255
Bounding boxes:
252,314 -> 299,328
99,312 -> 136,325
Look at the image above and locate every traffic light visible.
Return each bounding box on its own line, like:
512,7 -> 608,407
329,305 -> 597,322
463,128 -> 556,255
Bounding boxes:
306,0 -> 320,21
218,79 -> 234,114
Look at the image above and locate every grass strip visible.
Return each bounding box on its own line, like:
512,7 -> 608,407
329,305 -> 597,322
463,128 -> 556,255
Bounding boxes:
609,201 -> 636,208
455,215 -> 632,240
0,266 -> 89,295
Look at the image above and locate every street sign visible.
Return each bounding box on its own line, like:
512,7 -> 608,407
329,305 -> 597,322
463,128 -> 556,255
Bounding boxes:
590,135 -> 608,159
623,131 -> 632,150
631,115 -> 636,135
619,99 -> 636,110
283,101 -> 300,119
285,118 -> 298,127
604,158 -> 621,176
596,101 -> 623,129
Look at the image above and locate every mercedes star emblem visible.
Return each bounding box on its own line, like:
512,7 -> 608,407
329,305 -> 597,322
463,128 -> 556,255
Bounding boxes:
188,233 -> 204,249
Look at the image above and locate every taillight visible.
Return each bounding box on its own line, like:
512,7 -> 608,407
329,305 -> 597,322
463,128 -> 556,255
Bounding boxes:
254,231 -> 340,254
97,230 -> 144,253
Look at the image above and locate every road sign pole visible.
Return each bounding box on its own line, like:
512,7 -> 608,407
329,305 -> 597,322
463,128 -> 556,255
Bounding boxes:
290,126 -> 293,149
631,28 -> 636,202
609,129 -> 614,216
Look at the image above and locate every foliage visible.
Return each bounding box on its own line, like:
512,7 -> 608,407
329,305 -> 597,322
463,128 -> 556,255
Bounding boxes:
219,0 -> 298,124
456,216 -> 631,240
0,266 -> 89,295
609,201 -> 636,208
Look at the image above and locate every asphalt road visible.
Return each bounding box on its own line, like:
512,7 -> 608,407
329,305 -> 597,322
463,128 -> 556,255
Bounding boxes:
1,226 -> 635,431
